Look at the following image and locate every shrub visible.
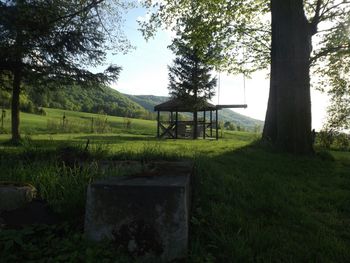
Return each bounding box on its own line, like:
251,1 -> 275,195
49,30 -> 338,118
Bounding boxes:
94,113 -> 111,133
334,133 -> 349,151
20,101 -> 35,113
123,117 -> 132,130
317,129 -> 335,149
35,107 -> 47,116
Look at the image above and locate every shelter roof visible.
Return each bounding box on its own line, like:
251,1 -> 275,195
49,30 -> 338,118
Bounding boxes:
154,98 -> 216,112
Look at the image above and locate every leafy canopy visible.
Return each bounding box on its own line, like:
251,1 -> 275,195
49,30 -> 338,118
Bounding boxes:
141,0 -> 350,130
0,0 -> 135,87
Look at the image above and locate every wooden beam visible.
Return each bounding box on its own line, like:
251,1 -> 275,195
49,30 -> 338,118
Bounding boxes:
160,123 -> 176,139
216,104 -> 248,109
210,110 -> 213,137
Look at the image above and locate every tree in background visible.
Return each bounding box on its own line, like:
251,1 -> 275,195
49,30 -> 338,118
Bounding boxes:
141,0 -> 350,154
168,14 -> 217,139
315,14 -> 350,132
0,0 -> 132,143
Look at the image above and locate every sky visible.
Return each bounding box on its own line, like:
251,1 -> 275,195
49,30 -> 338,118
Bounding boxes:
104,6 -> 330,130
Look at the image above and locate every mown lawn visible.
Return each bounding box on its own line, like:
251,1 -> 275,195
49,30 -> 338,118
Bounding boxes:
0,110 -> 349,262
0,108 -> 156,135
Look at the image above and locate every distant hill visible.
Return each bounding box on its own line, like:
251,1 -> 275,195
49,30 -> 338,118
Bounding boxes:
0,85 -> 263,130
25,85 -> 148,118
219,109 -> 264,130
124,94 -> 264,130
123,94 -> 168,112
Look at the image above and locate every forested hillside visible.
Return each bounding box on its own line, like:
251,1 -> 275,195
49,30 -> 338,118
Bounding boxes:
0,85 -> 148,118
123,94 -> 168,112
0,85 -> 263,130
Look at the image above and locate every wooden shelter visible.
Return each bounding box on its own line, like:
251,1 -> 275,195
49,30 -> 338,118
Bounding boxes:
154,98 -> 218,139
154,98 -> 248,140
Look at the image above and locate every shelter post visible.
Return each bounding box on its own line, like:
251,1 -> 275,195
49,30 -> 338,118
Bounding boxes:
216,109 -> 218,140
175,111 -> 178,139
203,110 -> 206,139
157,111 -> 160,138
210,110 -> 213,137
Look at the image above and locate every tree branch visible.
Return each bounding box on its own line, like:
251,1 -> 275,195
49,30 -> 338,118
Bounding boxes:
319,0 -> 350,20
311,43 -> 350,63
310,0 -> 322,35
48,0 -> 105,25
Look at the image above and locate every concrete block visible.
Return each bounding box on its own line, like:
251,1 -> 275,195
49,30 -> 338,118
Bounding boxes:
0,182 -> 37,212
84,161 -> 192,262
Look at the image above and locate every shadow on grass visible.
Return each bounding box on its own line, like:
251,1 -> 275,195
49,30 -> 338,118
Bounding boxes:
189,142 -> 350,262
1,134 -> 350,262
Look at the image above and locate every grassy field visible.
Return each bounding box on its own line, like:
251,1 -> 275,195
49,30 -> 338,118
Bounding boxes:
0,107 -> 156,135
0,109 -> 350,262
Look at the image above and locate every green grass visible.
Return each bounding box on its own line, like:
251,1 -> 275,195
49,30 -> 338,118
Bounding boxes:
0,109 -> 350,262
0,108 -> 156,135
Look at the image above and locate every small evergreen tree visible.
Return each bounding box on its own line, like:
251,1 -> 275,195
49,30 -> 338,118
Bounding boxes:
168,41 -> 217,104
168,37 -> 217,139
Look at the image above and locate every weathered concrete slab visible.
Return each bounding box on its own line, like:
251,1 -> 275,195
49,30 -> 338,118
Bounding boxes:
84,161 -> 192,262
0,182 -> 37,212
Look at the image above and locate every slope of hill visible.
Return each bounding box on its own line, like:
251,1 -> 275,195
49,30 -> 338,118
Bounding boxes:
26,85 -> 147,118
0,85 -> 263,130
123,94 -> 168,112
124,94 -> 264,130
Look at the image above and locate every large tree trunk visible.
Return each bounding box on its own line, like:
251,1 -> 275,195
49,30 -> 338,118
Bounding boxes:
11,68 -> 21,143
263,0 -> 313,154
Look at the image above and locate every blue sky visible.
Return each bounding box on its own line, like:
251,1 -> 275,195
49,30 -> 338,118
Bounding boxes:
103,6 -> 329,130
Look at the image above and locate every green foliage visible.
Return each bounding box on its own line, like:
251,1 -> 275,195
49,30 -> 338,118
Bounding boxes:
0,0 -> 128,87
29,85 -> 148,119
167,10 -> 218,106
0,131 -> 349,261
0,224 -> 132,262
224,121 -> 236,131
334,133 -> 350,151
316,129 -> 350,151
1,84 -> 263,130
124,94 -> 168,112
142,0 -> 350,146
140,0 -> 270,74
312,10 -> 350,131
168,40 -> 217,106
0,0 -> 135,141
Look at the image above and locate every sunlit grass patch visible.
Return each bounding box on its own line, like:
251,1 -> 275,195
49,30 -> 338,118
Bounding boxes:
0,128 -> 349,262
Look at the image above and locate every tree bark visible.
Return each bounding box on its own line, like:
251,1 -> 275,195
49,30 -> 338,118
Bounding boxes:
11,68 -> 21,143
263,0 -> 313,154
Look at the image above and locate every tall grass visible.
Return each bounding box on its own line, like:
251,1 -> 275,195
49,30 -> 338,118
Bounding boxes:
0,132 -> 350,262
